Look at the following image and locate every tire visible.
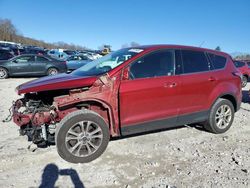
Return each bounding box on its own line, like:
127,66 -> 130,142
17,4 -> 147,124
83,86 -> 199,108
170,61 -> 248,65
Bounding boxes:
0,67 -> 8,79
204,98 -> 235,134
55,110 -> 110,163
242,75 -> 248,87
47,67 -> 58,76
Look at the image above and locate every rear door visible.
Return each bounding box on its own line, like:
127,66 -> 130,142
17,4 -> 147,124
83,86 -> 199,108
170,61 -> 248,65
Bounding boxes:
10,55 -> 35,75
178,50 -> 215,116
119,49 -> 181,134
30,56 -> 49,75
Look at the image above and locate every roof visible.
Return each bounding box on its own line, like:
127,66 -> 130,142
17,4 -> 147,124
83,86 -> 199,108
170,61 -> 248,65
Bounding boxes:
134,44 -> 229,57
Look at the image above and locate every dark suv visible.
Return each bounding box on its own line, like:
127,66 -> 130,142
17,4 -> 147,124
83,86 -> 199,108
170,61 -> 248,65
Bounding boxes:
0,49 -> 14,60
11,45 -> 242,163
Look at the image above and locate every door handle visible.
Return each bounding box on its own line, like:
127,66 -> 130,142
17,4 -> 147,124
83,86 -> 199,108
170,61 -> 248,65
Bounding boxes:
208,77 -> 217,82
164,82 -> 177,88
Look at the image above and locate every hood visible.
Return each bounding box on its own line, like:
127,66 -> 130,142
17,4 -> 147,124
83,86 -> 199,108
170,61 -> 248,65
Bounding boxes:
17,73 -> 97,95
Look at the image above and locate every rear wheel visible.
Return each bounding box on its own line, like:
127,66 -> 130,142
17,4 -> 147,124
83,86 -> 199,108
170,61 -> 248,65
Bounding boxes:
204,98 -> 234,134
55,110 -> 110,163
47,68 -> 58,76
242,75 -> 248,87
0,68 -> 8,79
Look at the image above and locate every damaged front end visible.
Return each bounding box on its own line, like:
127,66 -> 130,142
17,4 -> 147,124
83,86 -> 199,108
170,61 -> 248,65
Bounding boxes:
12,97 -> 58,147
9,73 -> 120,148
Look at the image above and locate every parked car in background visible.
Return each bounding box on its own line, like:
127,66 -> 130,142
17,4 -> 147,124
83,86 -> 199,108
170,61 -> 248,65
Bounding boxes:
12,45 -> 242,163
63,50 -> 77,56
66,54 -> 92,71
0,54 -> 67,79
233,60 -> 250,87
0,48 -> 14,60
79,51 -> 102,60
22,46 -> 46,55
0,41 -> 23,56
100,47 -> 111,56
47,49 -> 69,60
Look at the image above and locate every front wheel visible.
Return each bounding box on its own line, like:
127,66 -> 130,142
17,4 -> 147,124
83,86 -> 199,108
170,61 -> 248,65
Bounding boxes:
204,98 -> 234,134
55,110 -> 110,163
0,68 -> 8,79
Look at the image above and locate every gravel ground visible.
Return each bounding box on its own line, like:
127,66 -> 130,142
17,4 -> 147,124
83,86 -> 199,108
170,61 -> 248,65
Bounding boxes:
0,78 -> 249,188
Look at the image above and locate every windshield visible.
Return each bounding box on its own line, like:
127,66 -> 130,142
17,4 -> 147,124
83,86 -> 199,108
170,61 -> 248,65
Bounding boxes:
72,48 -> 144,76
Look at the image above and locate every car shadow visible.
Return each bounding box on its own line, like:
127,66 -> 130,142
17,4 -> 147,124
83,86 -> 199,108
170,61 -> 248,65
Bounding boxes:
39,163 -> 84,188
242,90 -> 250,103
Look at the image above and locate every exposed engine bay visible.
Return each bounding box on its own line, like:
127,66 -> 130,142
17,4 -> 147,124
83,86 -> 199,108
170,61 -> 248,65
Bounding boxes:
13,94 -> 60,147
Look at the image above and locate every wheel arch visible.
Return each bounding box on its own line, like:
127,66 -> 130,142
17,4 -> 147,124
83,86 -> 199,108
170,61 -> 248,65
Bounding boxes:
0,66 -> 9,72
47,66 -> 58,71
57,98 -> 118,137
213,93 -> 238,112
243,74 -> 248,78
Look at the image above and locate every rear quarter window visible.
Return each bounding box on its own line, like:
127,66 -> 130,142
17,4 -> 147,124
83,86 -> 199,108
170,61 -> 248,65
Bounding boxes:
234,61 -> 245,68
208,53 -> 227,70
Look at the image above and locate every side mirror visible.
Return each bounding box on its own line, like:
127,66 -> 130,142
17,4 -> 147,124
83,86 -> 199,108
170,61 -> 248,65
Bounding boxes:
122,67 -> 130,80
12,59 -> 18,63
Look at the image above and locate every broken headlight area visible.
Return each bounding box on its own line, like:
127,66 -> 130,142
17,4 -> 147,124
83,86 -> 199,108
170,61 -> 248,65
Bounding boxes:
12,98 -> 58,147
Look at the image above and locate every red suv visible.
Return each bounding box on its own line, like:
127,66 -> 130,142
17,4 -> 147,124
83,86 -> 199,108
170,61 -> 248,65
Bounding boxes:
11,45 -> 242,163
233,60 -> 250,87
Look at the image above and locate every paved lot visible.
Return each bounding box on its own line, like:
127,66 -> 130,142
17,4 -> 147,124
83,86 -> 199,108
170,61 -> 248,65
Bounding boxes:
0,78 -> 249,188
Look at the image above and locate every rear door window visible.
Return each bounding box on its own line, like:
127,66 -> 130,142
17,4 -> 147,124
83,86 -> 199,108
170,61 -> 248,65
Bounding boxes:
36,56 -> 49,62
207,53 -> 227,70
247,62 -> 250,68
181,50 -> 209,74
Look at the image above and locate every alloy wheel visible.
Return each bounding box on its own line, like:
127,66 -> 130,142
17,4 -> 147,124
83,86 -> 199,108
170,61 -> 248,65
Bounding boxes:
215,104 -> 232,129
0,68 -> 7,79
65,120 -> 103,157
48,68 -> 58,75
242,76 -> 248,87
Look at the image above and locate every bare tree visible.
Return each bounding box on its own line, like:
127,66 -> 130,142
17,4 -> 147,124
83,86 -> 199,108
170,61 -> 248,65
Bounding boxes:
0,18 -> 17,41
130,42 -> 140,47
121,43 -> 129,48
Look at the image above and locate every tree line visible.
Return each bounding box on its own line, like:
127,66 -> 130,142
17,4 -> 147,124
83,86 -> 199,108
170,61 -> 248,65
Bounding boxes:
0,18 -> 87,50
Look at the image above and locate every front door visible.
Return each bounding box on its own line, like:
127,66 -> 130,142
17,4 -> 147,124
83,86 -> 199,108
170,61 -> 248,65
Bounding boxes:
119,49 -> 181,135
10,55 -> 35,75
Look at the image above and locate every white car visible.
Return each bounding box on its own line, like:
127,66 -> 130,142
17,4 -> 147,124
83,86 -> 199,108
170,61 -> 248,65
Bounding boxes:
47,49 -> 69,60
79,52 -> 102,60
